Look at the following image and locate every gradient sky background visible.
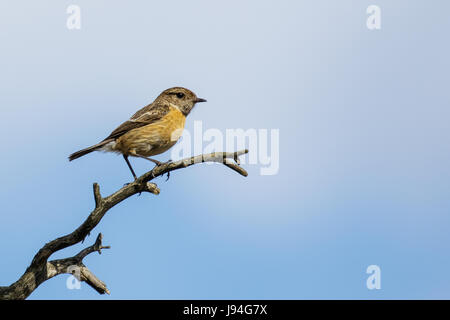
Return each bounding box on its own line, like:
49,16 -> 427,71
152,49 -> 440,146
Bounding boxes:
1,1 -> 449,299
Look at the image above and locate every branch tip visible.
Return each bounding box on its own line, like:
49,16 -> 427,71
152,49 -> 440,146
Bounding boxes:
93,183 -> 102,207
144,182 -> 160,195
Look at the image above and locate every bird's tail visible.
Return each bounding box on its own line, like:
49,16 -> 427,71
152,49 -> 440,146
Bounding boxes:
68,140 -> 113,161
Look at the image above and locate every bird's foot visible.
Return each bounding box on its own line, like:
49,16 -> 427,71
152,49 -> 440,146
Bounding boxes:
149,159 -> 172,180
163,159 -> 173,181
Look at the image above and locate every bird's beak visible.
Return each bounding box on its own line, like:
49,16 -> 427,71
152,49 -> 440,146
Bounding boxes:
195,98 -> 207,103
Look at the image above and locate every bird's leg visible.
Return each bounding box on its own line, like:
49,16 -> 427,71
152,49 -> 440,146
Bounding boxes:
123,155 -> 144,195
163,159 -> 173,181
123,154 -> 138,180
132,155 -> 162,178
147,157 -> 162,166
134,155 -> 162,166
133,155 -> 173,180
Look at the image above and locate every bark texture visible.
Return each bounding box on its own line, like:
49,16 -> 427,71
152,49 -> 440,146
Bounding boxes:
0,150 -> 248,300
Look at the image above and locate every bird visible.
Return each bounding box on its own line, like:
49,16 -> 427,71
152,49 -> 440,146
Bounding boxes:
69,87 -> 206,180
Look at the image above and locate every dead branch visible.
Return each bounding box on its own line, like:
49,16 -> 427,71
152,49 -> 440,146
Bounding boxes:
0,149 -> 248,300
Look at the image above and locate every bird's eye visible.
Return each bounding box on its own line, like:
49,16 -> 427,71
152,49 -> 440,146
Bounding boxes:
176,92 -> 185,99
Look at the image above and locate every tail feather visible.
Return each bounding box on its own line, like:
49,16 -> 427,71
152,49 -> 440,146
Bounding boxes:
68,140 -> 113,161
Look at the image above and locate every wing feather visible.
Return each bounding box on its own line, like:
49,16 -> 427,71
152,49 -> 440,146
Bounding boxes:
102,103 -> 170,141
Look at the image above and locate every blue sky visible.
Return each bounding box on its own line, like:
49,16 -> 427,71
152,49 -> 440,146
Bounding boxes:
0,1 -> 449,299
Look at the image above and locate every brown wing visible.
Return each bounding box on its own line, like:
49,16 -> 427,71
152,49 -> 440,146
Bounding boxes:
102,103 -> 170,141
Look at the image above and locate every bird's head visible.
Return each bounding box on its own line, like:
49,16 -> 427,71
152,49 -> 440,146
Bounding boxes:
156,87 -> 206,116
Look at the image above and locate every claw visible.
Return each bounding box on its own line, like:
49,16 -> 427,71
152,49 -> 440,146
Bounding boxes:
164,159 -> 172,181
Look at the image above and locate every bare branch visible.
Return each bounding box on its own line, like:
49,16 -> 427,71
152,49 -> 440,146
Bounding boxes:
78,264 -> 110,295
0,233 -> 110,299
50,233 -> 111,295
0,150 -> 248,300
93,183 -> 102,208
74,233 -> 111,260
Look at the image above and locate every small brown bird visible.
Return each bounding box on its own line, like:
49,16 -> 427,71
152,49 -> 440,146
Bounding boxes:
69,87 -> 206,179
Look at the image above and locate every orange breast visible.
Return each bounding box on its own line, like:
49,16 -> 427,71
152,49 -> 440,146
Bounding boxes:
115,106 -> 186,157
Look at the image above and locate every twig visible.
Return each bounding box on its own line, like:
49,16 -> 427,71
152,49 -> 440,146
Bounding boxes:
0,149 -> 248,299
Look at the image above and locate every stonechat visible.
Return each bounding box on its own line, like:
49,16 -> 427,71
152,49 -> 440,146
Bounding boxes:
69,87 -> 206,179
